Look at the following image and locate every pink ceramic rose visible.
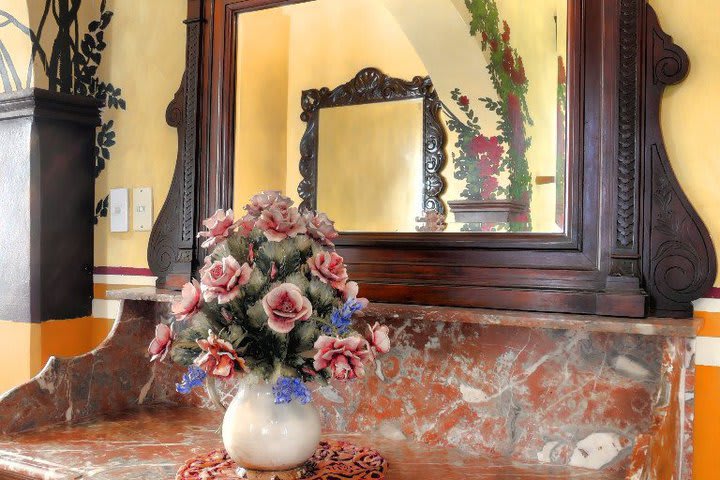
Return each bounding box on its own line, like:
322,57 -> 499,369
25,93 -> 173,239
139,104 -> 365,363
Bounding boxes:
245,191 -> 294,217
343,281 -> 369,308
197,209 -> 238,249
195,330 -> 248,379
307,251 -> 348,290
148,323 -> 173,362
313,335 -> 372,380
200,256 -> 253,304
367,322 -> 391,357
262,283 -> 312,333
255,205 -> 307,242
303,211 -> 339,246
236,213 -> 257,238
171,279 -> 203,321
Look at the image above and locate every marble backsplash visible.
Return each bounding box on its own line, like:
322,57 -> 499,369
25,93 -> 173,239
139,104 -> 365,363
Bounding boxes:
0,294 -> 696,478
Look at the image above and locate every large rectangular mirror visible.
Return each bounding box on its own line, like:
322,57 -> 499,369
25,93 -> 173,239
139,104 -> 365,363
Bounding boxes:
151,0 -> 717,317
232,0 -> 568,233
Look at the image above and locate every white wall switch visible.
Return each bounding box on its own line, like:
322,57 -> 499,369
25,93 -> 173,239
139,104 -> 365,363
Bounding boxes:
133,187 -> 153,231
109,188 -> 129,232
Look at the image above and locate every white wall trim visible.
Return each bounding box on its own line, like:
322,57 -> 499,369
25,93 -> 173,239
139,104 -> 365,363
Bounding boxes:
91,299 -> 121,320
93,274 -> 157,286
696,336 -> 720,367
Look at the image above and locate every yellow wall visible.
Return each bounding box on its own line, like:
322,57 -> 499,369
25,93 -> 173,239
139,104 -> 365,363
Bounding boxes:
93,0 -> 185,268
0,0 -> 184,394
233,10 -> 290,209
318,101 -> 424,231
0,1 -> 32,92
651,0 -> 719,287
0,321 -> 41,394
232,0 -> 430,215
1,0 -> 184,267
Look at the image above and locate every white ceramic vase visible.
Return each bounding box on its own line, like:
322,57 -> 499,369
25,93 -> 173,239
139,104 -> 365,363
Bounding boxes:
221,381 -> 321,471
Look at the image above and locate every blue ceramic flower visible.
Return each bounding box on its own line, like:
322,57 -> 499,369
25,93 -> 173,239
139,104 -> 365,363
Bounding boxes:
273,376 -> 312,405
330,298 -> 366,335
176,365 -> 207,394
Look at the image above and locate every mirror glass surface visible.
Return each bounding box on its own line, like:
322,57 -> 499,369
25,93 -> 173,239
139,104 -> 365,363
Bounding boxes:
233,0 -> 568,233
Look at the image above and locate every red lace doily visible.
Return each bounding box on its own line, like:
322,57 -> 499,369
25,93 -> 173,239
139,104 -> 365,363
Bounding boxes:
176,440 -> 387,480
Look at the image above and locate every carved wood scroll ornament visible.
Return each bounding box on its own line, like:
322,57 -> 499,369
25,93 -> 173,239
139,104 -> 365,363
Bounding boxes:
297,67 -> 447,215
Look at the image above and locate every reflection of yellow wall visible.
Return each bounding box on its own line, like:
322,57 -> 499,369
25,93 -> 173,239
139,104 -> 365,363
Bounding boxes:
283,0 -> 428,207
233,10 -> 290,210
318,101 -> 424,231
498,0 -> 566,232
232,0 -> 430,219
233,0 -> 565,232
382,0 -> 566,232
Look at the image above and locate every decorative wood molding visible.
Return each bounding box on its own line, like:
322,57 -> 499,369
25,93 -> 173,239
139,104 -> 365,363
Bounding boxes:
297,67 -> 447,214
642,5 -> 717,316
148,8 -> 203,288
0,88 -> 101,124
616,0 -> 640,252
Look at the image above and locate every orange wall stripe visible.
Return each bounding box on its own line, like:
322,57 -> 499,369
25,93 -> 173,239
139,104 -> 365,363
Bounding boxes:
697,311 -> 720,337
694,365 -> 720,480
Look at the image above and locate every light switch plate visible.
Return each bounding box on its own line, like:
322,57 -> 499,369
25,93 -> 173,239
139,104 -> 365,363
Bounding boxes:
133,187 -> 153,231
109,188 -> 129,232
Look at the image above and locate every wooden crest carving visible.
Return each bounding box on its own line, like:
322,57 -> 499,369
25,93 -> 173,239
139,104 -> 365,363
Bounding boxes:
642,5 -> 717,316
297,67 -> 447,214
148,16 -> 202,288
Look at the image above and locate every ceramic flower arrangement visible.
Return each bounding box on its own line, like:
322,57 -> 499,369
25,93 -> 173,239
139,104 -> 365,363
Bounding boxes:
148,191 -> 390,405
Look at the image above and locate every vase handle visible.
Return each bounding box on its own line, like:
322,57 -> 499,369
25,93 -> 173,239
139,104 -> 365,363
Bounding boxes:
205,376 -> 227,412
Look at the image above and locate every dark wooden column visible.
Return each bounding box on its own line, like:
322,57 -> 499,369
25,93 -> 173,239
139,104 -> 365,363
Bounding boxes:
0,89 -> 101,323
148,0 -> 204,289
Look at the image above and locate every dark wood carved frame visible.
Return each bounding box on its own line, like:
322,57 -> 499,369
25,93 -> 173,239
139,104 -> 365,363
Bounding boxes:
149,0 -> 716,318
297,67 -> 447,215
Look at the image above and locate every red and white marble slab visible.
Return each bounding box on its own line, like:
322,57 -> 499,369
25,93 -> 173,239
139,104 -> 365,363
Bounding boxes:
0,289 -> 699,479
0,408 -> 624,480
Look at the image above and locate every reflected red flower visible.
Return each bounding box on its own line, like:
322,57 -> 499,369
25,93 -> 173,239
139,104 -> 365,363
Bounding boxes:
481,177 -> 499,200
469,135 -> 504,160
506,93 -> 525,156
511,57 -> 527,85
502,47 -> 514,74
502,20 -> 511,43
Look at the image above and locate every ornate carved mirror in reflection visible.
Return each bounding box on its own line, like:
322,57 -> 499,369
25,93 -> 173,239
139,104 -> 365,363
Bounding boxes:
231,0 -> 568,234
297,68 -> 446,232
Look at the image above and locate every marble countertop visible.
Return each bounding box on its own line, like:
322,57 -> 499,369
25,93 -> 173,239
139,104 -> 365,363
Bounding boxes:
108,287 -> 702,337
0,407 -> 623,480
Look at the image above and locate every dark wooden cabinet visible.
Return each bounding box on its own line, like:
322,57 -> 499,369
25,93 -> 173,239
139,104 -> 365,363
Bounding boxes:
0,89 -> 100,323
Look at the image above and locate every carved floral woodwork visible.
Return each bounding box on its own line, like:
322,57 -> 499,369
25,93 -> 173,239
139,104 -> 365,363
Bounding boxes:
297,67 -> 447,215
